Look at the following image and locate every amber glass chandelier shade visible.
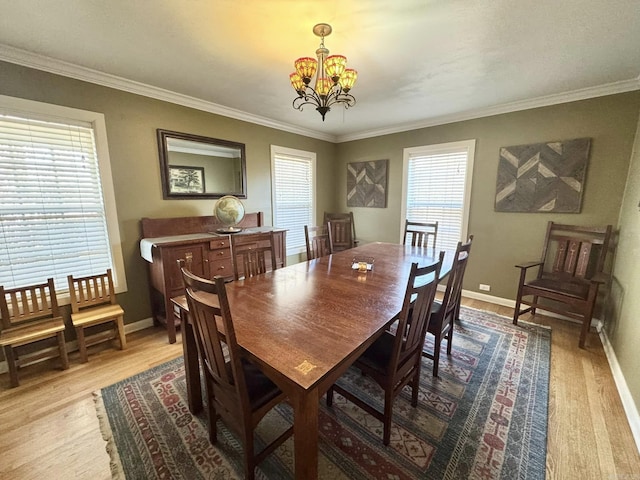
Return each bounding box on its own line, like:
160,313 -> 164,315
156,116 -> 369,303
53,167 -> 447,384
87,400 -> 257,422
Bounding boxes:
314,77 -> 332,96
339,69 -> 358,92
290,72 -> 305,93
294,57 -> 318,80
324,55 -> 347,81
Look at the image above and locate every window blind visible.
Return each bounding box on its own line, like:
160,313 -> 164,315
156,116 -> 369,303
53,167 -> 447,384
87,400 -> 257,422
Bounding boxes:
0,114 -> 113,291
405,146 -> 472,253
271,148 -> 315,255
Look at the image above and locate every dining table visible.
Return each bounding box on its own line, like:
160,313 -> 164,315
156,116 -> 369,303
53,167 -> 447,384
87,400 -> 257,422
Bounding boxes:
172,241 -> 452,480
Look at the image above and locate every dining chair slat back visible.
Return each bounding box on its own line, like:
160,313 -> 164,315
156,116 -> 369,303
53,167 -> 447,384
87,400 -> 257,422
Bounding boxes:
231,231 -> 278,280
305,224 -> 334,260
403,219 -> 439,252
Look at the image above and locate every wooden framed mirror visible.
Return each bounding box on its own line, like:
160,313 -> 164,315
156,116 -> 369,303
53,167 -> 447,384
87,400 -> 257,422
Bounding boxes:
157,129 -> 247,199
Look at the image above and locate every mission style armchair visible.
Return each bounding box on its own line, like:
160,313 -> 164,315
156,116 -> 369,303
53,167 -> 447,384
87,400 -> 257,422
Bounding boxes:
513,221 -> 613,348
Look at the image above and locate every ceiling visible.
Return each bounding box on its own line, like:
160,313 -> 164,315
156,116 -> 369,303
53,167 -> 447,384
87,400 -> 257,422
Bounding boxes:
1,0 -> 639,142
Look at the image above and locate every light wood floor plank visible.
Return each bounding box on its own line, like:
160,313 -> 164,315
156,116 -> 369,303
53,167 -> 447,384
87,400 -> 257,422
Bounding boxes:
0,300 -> 639,479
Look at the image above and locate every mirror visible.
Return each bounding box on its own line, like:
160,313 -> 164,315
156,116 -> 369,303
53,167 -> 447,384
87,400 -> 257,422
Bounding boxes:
157,129 -> 247,199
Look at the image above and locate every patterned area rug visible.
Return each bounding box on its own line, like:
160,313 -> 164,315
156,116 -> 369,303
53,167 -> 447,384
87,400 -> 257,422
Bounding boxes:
95,307 -> 550,479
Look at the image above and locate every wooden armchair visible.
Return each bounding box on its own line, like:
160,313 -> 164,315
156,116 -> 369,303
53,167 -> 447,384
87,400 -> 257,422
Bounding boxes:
181,268 -> 293,480
0,279 -> 69,387
403,219 -> 439,251
67,269 -> 126,362
323,211 -> 358,251
327,253 -> 444,445
513,221 -> 613,348
304,224 -> 333,260
230,231 -> 278,280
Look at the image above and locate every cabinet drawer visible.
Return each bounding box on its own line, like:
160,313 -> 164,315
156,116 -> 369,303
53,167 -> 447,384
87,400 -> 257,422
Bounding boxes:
208,258 -> 233,278
209,246 -> 232,260
209,238 -> 230,250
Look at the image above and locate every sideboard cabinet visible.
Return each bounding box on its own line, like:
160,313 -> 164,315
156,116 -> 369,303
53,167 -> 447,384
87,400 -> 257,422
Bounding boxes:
140,213 -> 286,343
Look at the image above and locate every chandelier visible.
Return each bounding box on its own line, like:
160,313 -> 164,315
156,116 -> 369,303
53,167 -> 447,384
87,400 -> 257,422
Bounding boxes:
289,23 -> 357,121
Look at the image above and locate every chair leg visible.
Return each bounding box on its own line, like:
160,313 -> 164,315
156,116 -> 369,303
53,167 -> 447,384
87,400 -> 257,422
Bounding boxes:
513,269 -> 528,325
531,295 -> 538,315
411,364 -> 421,407
432,334 -> 442,377
579,305 -> 597,349
116,315 -> 127,350
326,385 -> 334,407
76,327 -> 88,363
57,331 -> 69,370
446,323 -> 454,355
4,346 -> 19,388
204,378 -> 218,445
244,425 -> 256,480
383,388 -> 394,446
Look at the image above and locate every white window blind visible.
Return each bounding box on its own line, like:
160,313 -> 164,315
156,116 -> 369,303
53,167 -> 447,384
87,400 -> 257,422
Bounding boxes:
0,114 -> 113,292
402,140 -> 475,253
271,146 -> 316,256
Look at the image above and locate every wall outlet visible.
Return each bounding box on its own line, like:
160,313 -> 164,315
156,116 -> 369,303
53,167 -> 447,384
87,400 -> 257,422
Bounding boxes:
479,284 -> 491,291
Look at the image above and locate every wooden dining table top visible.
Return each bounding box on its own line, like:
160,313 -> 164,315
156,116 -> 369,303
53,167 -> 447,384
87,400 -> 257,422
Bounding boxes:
224,241 -> 450,394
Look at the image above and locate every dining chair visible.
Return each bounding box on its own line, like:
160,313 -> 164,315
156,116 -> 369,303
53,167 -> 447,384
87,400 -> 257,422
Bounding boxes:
422,236 -> 473,376
0,278 -> 69,387
304,224 -> 334,260
181,268 -> 293,480
67,269 -> 126,363
403,219 -> 439,251
326,252 -> 444,446
323,211 -> 358,251
230,231 -> 278,280
513,222 -> 612,348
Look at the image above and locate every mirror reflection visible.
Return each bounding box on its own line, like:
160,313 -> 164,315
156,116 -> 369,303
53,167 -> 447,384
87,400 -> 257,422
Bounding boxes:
157,129 -> 247,199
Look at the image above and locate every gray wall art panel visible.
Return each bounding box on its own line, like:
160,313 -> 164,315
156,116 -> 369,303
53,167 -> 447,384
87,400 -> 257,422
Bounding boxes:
495,137 -> 591,213
347,159 -> 388,208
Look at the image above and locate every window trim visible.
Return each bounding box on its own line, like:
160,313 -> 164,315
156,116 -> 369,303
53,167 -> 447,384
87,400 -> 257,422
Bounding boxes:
400,139 -> 476,245
270,145 -> 316,256
0,94 -> 127,300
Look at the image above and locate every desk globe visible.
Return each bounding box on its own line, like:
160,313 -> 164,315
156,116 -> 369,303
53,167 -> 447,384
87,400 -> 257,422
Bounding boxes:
214,195 -> 245,233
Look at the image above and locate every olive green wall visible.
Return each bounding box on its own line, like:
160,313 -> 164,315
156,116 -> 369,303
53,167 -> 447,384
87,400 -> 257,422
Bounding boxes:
608,115 -> 640,418
335,93 -> 640,302
0,61 -> 338,324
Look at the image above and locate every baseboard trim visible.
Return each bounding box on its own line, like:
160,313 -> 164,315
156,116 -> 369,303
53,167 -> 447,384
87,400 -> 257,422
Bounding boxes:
461,289 -> 515,307
0,317 -> 156,375
599,328 -> 640,454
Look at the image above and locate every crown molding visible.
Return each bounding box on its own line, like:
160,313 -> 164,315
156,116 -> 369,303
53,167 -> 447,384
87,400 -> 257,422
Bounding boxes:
337,77 -> 640,143
0,44 -> 337,143
2,44 -> 638,145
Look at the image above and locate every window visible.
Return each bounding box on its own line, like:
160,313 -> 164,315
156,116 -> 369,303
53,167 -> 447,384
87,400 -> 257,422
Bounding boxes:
402,139 -> 475,252
271,145 -> 316,256
0,95 -> 126,296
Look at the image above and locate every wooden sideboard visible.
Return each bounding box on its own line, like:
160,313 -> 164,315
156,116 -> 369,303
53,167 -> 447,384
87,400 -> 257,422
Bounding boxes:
140,213 -> 286,343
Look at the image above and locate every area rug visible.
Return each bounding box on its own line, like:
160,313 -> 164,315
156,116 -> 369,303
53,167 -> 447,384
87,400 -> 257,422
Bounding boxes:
95,307 -> 550,479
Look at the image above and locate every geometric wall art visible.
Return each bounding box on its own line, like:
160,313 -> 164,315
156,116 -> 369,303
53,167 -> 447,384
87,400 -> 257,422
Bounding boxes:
347,159 -> 388,208
494,137 -> 591,213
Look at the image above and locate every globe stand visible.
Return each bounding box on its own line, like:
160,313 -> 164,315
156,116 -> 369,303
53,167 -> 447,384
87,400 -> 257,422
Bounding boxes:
214,195 -> 246,234
216,226 -> 243,234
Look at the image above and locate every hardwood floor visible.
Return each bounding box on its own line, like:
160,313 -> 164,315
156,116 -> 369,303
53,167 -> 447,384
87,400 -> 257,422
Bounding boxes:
1,298 -> 639,479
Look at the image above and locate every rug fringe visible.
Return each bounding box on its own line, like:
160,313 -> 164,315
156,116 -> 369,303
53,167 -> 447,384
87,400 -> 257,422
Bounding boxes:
93,390 -> 126,480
